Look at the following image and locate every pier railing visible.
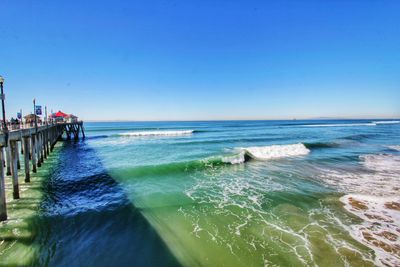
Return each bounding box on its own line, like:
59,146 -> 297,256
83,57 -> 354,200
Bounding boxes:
0,121 -> 85,221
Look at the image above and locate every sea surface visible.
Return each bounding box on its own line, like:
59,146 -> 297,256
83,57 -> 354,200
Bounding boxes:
1,119 -> 400,266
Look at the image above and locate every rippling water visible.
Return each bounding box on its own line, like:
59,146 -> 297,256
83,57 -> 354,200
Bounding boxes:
1,120 -> 399,266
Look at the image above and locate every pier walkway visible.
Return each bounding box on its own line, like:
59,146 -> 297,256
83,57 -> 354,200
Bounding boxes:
0,121 -> 85,221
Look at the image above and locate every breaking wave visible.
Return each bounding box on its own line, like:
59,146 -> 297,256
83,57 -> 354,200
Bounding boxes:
115,144 -> 312,178
240,143 -> 310,160
373,120 -> 400,124
222,143 -> 310,164
119,130 -> 194,137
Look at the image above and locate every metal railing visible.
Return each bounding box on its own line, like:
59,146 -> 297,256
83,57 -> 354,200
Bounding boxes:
0,120 -> 80,133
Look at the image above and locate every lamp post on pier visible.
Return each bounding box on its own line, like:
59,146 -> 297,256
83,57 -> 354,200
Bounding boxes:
19,109 -> 22,128
0,76 -> 7,221
33,98 -> 41,167
33,98 -> 38,132
0,76 -> 8,142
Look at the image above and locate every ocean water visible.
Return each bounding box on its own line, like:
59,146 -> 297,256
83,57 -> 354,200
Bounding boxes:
1,120 -> 400,266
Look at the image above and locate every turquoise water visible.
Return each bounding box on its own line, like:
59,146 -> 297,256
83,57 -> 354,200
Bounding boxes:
1,120 -> 399,266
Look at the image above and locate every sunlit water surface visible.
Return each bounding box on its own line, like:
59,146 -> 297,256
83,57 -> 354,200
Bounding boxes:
1,120 -> 399,266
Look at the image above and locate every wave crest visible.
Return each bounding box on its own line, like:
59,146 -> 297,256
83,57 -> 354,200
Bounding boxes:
240,143 -> 310,160
373,120 -> 400,124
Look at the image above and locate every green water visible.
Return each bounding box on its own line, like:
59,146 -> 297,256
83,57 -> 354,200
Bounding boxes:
110,161 -> 374,267
0,145 -> 61,265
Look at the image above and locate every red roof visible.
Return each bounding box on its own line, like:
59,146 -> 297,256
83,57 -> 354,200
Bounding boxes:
55,111 -> 68,117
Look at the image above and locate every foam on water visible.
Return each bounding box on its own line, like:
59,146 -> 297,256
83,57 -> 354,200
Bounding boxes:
241,143 -> 310,160
221,152 -> 246,164
340,194 -> 400,267
119,130 -> 194,136
182,163 -> 375,266
319,154 -> 400,266
373,120 -> 400,124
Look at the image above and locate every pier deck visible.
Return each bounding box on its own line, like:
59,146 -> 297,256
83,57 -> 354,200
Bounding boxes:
0,121 -> 85,221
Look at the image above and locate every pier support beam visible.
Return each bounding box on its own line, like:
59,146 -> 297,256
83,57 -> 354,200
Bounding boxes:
23,137 -> 30,182
31,135 -> 37,173
45,129 -> 50,155
50,127 -> 56,151
6,145 -> 11,176
81,124 -> 85,139
37,134 -> 42,167
43,132 -> 47,160
10,141 -> 20,199
17,142 -> 21,170
0,147 -> 7,221
40,133 -> 44,163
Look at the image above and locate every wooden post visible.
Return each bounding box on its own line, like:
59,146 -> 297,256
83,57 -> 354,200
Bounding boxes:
31,135 -> 37,173
37,134 -> 42,167
43,132 -> 47,159
6,144 -> 11,176
81,123 -> 85,139
75,124 -> 80,140
40,133 -> 44,163
10,140 -> 20,199
50,127 -> 55,151
20,130 -> 24,154
50,127 -> 54,151
45,129 -> 50,154
0,147 -> 7,221
66,128 -> 71,140
23,137 -> 30,182
17,141 -> 21,170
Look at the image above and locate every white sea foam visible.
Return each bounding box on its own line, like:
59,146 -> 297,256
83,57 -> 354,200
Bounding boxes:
340,194 -> 400,267
373,120 -> 400,124
221,152 -> 246,165
183,163 -> 367,265
319,154 -> 400,197
119,130 -> 194,137
240,143 -> 310,160
319,154 -> 400,266
302,123 -> 376,127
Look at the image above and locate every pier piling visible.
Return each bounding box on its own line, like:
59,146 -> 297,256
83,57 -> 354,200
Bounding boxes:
23,137 -> 30,182
6,145 -> 11,176
10,140 -> 19,199
16,142 -> 21,169
37,134 -> 42,167
31,134 -> 37,173
0,148 -> 6,221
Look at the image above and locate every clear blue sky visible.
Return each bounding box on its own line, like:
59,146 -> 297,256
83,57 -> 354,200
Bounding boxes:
1,0 -> 399,121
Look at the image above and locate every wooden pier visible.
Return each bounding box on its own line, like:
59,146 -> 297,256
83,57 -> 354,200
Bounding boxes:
0,121 -> 85,221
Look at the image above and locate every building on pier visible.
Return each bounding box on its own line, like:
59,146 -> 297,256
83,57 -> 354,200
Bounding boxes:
24,114 -> 42,126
